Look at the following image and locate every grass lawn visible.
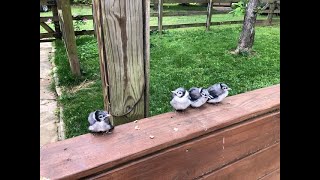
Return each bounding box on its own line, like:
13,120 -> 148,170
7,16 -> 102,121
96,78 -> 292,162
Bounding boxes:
53,23 -> 280,138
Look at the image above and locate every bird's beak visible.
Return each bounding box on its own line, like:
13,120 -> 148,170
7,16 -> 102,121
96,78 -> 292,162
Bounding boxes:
171,91 -> 176,95
228,88 -> 232,91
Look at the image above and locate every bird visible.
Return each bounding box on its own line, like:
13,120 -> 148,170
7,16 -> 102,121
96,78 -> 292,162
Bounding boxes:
207,83 -> 232,103
170,87 -> 191,111
189,87 -> 210,108
88,110 -> 114,133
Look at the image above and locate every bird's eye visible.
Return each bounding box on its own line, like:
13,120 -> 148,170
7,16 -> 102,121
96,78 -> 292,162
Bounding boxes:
99,115 -> 103,118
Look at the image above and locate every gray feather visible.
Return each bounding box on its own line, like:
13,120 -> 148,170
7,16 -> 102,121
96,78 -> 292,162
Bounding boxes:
189,87 -> 202,101
88,112 -> 97,125
207,83 -> 224,98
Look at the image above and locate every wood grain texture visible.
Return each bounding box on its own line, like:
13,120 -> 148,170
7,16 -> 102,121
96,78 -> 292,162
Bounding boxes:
92,0 -> 110,115
40,85 -> 279,179
91,111 -> 279,179
57,0 -> 81,76
143,0 -> 150,117
199,143 -> 280,180
206,0 -> 213,31
92,0 -> 149,125
259,168 -> 280,180
158,0 -> 163,34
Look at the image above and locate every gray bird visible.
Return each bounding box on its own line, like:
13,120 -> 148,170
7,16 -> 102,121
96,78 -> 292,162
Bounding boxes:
189,87 -> 210,108
207,83 -> 232,103
88,110 -> 114,133
170,87 -> 191,110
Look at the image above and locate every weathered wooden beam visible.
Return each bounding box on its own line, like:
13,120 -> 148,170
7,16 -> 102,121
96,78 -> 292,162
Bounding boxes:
92,0 -> 150,125
51,2 -> 62,39
150,11 -> 208,17
158,0 -> 164,34
206,0 -> 213,31
40,32 -> 55,39
40,85 -> 280,179
40,30 -> 95,40
40,15 -> 94,23
57,0 -> 81,77
40,22 -> 54,33
149,19 -> 280,30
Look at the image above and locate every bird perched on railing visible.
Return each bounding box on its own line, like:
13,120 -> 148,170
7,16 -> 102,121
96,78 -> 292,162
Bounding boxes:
207,83 -> 232,103
170,87 -> 191,111
88,110 -> 114,133
189,87 -> 210,108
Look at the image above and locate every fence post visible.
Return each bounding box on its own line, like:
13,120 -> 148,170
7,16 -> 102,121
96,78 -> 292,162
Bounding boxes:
51,0 -> 62,39
267,2 -> 276,25
158,0 -> 163,34
92,4 -> 97,38
57,0 -> 81,77
206,0 -> 213,31
92,0 -> 150,125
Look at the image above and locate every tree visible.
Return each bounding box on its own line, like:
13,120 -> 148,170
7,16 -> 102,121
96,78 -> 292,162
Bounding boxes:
232,0 -> 260,55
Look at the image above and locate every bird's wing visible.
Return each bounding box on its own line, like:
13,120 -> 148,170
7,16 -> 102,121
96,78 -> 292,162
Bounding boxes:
88,112 -> 97,125
207,86 -> 219,99
189,87 -> 201,101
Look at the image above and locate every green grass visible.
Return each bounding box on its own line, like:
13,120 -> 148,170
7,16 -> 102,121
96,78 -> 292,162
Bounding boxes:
53,23 -> 279,138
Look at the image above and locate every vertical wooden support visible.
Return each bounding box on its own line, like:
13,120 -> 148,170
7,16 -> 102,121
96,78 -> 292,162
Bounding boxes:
92,4 -> 97,38
92,0 -> 150,125
158,0 -> 163,34
51,0 -> 62,39
206,0 -> 213,31
267,2 -> 276,25
57,0 -> 81,77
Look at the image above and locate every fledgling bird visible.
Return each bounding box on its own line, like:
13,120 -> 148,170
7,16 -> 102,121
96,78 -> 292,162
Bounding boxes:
88,110 -> 114,133
170,87 -> 191,111
189,87 -> 210,108
207,83 -> 232,103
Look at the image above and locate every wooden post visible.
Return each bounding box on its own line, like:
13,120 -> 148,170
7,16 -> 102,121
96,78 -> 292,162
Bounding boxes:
92,0 -> 150,125
57,0 -> 81,77
92,5 -> 97,38
158,0 -> 163,34
51,0 -> 62,39
206,0 -> 213,31
267,2 -> 276,25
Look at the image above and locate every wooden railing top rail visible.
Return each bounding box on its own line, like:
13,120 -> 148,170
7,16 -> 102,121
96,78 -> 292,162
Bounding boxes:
40,84 -> 280,179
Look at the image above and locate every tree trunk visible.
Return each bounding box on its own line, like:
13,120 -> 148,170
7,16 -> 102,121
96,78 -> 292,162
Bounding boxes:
233,0 -> 260,54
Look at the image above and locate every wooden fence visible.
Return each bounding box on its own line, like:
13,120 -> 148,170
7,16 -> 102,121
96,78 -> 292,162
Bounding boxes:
40,84 -> 280,179
40,0 -> 95,42
40,0 -> 280,41
153,0 -> 280,32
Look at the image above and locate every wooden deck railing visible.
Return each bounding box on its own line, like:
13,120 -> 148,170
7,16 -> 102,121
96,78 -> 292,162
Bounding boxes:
40,84 -> 280,180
